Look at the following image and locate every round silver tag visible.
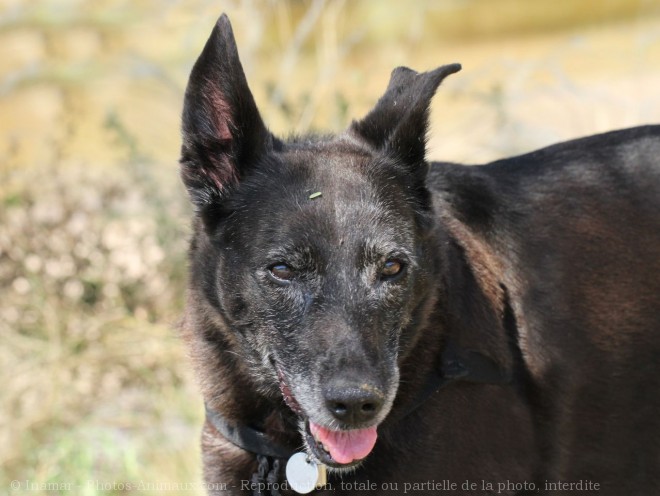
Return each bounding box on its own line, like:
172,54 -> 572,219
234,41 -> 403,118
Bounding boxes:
285,452 -> 324,494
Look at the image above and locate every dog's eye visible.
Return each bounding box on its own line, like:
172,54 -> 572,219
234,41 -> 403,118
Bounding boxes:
268,263 -> 294,284
381,259 -> 405,280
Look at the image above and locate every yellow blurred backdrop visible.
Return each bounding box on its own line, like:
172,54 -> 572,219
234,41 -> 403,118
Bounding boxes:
2,1 -> 660,494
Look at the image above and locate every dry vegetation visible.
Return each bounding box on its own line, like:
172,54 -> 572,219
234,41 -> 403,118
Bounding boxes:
1,0 -> 659,494
0,161 -> 196,492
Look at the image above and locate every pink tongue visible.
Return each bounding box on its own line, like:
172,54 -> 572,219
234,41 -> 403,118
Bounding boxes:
309,422 -> 378,464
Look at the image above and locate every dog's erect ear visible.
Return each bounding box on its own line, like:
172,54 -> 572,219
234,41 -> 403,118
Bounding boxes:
180,14 -> 272,209
350,64 -> 461,165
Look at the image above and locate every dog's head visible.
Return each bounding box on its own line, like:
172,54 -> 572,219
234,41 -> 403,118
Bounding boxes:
180,15 -> 460,469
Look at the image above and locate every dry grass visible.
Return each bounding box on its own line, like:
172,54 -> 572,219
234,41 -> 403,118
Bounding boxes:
0,162 -> 198,493
1,0 -> 660,494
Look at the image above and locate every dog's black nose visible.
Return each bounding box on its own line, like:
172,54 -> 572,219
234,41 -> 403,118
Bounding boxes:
323,384 -> 384,425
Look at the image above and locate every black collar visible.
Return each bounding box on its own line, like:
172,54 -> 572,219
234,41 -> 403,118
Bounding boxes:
205,403 -> 297,459
205,343 -> 511,461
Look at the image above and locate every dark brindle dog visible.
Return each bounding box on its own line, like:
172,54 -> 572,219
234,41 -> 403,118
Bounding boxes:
179,14 -> 660,496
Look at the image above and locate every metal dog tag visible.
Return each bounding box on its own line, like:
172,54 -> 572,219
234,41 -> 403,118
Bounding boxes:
285,452 -> 327,494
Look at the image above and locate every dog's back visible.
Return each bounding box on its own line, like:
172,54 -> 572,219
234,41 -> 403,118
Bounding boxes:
431,125 -> 660,491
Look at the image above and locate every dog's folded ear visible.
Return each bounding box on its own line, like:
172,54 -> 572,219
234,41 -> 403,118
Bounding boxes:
180,14 -> 273,209
350,64 -> 461,166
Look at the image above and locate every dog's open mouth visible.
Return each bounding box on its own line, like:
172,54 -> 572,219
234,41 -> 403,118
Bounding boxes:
305,420 -> 378,467
278,368 -> 378,468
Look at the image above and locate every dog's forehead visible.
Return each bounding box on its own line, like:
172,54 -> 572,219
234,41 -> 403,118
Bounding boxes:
278,147 -> 387,213
227,144 -> 412,253
254,145 -> 415,247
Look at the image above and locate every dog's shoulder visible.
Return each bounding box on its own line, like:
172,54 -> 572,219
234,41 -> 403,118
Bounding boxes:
429,125 -> 660,356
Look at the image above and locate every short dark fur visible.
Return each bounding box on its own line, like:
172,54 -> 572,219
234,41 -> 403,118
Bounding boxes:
180,14 -> 660,495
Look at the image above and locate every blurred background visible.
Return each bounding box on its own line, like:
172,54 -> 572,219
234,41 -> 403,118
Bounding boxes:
2,0 -> 660,494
